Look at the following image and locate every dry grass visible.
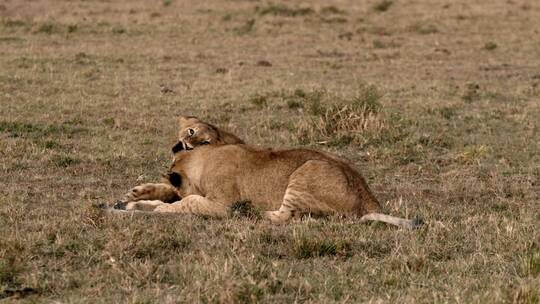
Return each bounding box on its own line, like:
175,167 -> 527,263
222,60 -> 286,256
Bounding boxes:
1,0 -> 539,302
293,86 -> 388,147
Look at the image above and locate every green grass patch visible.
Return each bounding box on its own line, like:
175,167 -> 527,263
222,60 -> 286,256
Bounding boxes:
520,250 -> 540,278
0,256 -> 20,285
410,22 -> 439,34
373,0 -> 394,12
0,36 -> 24,42
1,18 -> 27,27
248,94 -> 269,108
133,234 -> 190,259
484,41 -> 498,50
320,6 -> 346,15
234,19 -> 255,35
34,23 -> 56,34
229,201 -> 262,219
0,121 -> 88,139
257,4 -> 315,17
233,282 -> 264,303
292,235 -> 351,259
294,86 -> 387,147
51,154 -> 80,167
42,140 -> 61,149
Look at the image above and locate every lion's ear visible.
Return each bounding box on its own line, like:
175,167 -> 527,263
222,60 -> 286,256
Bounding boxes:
179,115 -> 197,128
179,116 -> 189,125
178,115 -> 189,128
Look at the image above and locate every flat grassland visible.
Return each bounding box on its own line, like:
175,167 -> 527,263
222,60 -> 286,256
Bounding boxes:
1,0 -> 539,302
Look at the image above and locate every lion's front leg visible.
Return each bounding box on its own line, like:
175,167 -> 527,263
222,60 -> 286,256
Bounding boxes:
153,195 -> 228,217
121,183 -> 180,203
114,200 -> 169,212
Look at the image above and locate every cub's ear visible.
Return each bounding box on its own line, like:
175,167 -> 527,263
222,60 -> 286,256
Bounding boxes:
179,115 -> 189,123
179,115 -> 198,127
179,116 -> 189,128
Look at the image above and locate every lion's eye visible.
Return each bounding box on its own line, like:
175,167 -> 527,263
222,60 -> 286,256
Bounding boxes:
187,128 -> 195,136
201,140 -> 210,145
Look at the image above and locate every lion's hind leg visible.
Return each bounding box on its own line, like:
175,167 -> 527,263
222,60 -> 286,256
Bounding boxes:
265,160 -> 343,224
264,205 -> 300,224
264,185 -> 315,224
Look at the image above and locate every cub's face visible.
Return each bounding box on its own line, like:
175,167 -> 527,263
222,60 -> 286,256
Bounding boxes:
171,116 -> 220,153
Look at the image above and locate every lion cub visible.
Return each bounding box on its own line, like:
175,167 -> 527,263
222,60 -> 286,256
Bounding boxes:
118,116 -> 243,205
118,117 -> 421,229
171,116 -> 244,152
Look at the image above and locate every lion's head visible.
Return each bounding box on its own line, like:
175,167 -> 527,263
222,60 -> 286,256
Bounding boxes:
171,116 -> 244,153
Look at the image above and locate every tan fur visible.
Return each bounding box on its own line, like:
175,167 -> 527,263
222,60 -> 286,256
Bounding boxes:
177,116 -> 244,149
119,117 -> 421,229
121,183 -> 180,204
120,116 -> 244,205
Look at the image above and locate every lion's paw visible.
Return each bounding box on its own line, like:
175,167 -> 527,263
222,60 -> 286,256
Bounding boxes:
113,201 -> 127,210
121,184 -> 157,202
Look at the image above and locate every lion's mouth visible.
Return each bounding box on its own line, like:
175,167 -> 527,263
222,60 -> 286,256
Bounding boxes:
172,141 -> 193,153
171,141 -> 184,153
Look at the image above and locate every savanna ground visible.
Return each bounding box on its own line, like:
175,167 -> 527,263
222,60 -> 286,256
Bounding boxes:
1,0 -> 539,302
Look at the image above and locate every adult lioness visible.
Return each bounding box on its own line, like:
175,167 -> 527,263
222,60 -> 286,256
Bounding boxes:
119,116 -> 244,204
119,135 -> 421,229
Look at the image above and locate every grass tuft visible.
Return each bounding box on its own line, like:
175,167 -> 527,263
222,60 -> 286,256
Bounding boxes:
43,140 -> 61,149
257,4 -> 315,17
230,201 -> 262,219
0,241 -> 24,285
133,235 -> 190,259
248,94 -> 269,108
462,83 -> 481,102
111,26 -> 126,34
0,121 -> 88,139
235,19 -> 255,35
458,145 -> 489,164
295,86 -> 386,146
2,19 -> 27,27
0,121 -> 42,137
292,233 -> 351,259
484,41 -> 498,50
67,24 -> 78,33
520,250 -> 540,278
287,99 -> 302,109
233,282 -> 264,303
373,0 -> 394,12
34,23 -> 55,34
0,256 -> 20,285
439,106 -> 457,119
410,22 -> 439,34
320,6 -> 346,15
51,154 -> 80,167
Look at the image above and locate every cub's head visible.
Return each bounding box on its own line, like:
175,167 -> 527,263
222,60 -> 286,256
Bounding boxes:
171,116 -> 244,153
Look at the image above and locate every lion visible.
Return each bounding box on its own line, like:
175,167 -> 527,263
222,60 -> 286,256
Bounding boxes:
119,116 -> 244,204
171,116 -> 244,152
116,117 -> 422,229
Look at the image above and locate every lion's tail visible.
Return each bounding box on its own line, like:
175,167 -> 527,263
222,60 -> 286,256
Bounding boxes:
359,213 -> 424,230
